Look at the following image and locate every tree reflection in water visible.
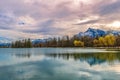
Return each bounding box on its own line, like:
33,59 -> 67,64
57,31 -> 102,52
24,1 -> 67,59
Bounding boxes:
46,52 -> 120,66
14,53 -> 31,58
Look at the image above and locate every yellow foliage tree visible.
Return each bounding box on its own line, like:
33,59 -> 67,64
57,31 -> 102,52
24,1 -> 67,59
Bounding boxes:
74,40 -> 84,47
93,34 -> 116,47
98,37 -> 105,47
104,34 -> 116,47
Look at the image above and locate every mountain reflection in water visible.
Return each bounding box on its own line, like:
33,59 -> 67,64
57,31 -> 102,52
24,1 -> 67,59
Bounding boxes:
46,52 -> 120,66
14,51 -> 120,66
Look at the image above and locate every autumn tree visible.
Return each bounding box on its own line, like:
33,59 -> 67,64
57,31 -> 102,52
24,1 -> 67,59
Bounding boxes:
116,36 -> 120,47
93,34 -> 116,47
80,36 -> 94,47
98,37 -> 105,47
74,40 -> 84,47
104,34 -> 116,47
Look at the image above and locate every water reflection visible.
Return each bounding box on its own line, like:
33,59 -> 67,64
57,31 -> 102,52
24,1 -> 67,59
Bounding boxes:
13,51 -> 120,66
14,53 -> 31,58
1,48 -> 120,80
12,50 -> 120,66
46,52 -> 120,66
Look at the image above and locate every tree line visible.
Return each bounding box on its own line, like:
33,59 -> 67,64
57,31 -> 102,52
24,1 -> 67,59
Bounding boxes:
33,34 -> 120,48
6,34 -> 120,48
74,34 -> 120,47
11,38 -> 32,48
33,36 -> 74,47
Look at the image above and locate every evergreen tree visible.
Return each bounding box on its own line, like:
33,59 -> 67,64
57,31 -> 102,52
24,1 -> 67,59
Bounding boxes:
27,38 -> 32,48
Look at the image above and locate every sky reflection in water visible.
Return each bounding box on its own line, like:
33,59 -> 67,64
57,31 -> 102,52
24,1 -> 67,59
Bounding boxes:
0,48 -> 120,80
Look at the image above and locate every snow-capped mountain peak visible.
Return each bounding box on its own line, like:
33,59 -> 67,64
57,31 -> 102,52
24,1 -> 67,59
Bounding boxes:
76,28 -> 120,38
0,37 -> 12,43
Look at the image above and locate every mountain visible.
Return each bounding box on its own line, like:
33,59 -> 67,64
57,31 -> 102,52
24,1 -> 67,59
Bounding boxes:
32,38 -> 56,44
76,28 -> 120,38
32,39 -> 47,44
0,37 -> 12,47
0,37 -> 12,43
107,30 -> 120,35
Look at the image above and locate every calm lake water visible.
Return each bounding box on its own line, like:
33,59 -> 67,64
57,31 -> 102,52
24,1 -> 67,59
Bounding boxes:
0,48 -> 120,80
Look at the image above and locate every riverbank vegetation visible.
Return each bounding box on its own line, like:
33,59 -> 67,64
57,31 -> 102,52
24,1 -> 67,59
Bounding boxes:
11,38 -> 32,48
2,34 -> 120,48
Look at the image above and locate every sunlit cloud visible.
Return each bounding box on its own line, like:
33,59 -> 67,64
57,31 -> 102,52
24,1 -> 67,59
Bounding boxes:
107,21 -> 120,28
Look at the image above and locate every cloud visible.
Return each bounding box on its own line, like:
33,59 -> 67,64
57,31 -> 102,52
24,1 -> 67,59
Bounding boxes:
0,0 -> 120,39
98,0 -> 120,15
0,26 -> 11,30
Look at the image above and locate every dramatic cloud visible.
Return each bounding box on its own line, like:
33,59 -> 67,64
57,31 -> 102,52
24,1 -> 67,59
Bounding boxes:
0,0 -> 120,39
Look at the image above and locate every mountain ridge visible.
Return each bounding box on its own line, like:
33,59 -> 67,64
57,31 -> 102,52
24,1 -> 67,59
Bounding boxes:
75,28 -> 120,38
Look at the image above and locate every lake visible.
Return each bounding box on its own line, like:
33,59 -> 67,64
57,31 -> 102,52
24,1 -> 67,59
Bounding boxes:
0,48 -> 120,80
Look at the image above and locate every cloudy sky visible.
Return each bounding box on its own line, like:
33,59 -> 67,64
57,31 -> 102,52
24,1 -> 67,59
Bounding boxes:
0,0 -> 120,39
